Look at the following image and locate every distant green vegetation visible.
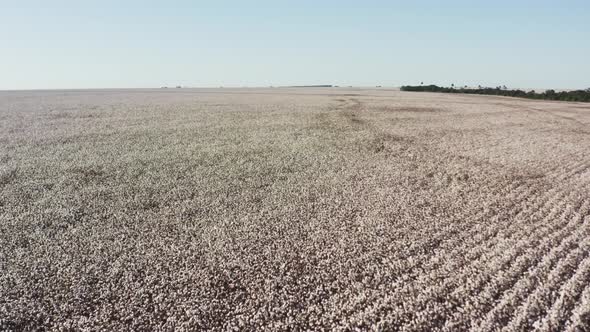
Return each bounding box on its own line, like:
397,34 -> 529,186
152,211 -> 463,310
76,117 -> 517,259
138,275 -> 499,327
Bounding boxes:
401,84 -> 590,102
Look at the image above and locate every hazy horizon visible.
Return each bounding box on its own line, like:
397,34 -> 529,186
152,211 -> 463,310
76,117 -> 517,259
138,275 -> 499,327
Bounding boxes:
2,0 -> 589,90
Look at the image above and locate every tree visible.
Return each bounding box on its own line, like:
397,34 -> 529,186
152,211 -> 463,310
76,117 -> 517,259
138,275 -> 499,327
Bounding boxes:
400,84 -> 590,103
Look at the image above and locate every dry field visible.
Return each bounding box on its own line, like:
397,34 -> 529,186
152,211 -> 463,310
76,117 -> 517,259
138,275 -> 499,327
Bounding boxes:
1,88 -> 589,331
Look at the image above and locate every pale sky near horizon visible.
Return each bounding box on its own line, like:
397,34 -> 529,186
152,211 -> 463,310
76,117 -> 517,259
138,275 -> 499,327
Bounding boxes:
1,0 -> 589,90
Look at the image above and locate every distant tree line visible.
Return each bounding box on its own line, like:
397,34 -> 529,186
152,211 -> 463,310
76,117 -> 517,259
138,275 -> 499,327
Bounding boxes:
400,85 -> 590,102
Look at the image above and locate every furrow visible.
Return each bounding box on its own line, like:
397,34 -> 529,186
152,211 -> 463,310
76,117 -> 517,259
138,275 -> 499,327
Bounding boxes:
433,152 -> 589,268
456,192 -> 575,326
472,199 -> 590,331
564,282 -> 590,332
376,152 -> 588,328
438,170 -> 590,330
538,248 -> 590,331
501,231 -> 590,331
370,183 -> 570,330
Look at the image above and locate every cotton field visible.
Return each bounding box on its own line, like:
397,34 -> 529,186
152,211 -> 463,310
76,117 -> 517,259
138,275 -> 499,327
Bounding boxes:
1,88 -> 589,331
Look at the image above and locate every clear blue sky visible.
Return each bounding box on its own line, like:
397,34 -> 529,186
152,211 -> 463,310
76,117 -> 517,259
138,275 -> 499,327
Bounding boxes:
2,0 -> 589,90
